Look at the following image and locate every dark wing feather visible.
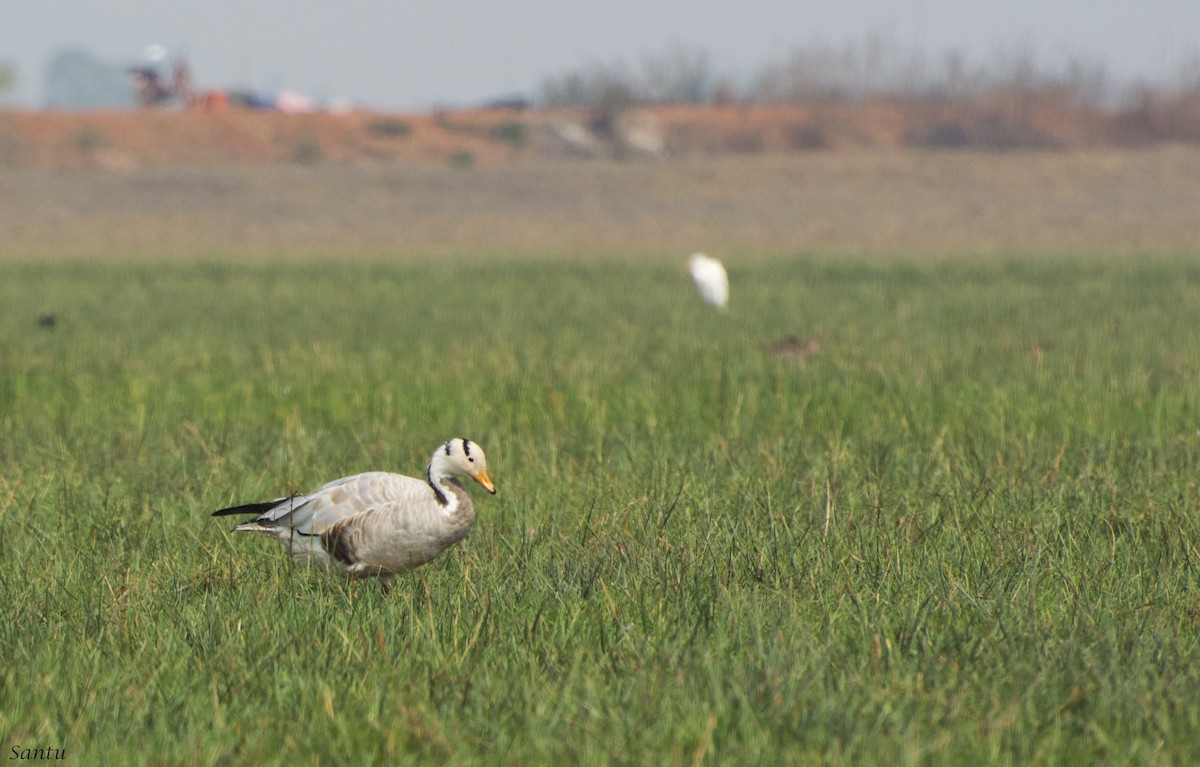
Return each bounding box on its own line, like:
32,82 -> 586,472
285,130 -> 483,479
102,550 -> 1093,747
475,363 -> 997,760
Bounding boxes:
320,516 -> 363,566
212,500 -> 286,518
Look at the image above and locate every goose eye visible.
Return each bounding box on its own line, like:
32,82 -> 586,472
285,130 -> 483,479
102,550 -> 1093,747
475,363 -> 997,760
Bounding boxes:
468,457 -> 475,462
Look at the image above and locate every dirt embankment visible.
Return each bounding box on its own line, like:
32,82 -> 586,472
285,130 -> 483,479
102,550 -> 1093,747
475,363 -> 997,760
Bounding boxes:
4,102 -> 1200,261
0,95 -> 1190,171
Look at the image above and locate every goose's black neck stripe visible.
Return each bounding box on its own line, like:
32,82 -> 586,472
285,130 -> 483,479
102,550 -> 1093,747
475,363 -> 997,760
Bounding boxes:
427,462 -> 449,506
444,441 -> 452,456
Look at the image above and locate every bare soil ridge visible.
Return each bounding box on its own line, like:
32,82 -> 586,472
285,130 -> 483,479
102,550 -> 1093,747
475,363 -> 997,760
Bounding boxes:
1,97 -> 1195,171
3,105 -> 1199,261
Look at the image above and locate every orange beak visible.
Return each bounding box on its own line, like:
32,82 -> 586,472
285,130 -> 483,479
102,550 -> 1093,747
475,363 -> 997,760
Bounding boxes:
474,469 -> 496,494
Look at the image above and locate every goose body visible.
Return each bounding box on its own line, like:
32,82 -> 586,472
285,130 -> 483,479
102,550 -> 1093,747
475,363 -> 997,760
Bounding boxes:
687,252 -> 729,309
214,438 -> 496,591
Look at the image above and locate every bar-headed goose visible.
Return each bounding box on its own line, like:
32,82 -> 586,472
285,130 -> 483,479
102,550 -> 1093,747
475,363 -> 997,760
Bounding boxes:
213,438 -> 496,593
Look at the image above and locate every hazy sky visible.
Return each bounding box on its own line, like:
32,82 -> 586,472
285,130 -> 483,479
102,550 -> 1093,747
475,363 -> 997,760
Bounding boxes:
3,1 -> 1199,109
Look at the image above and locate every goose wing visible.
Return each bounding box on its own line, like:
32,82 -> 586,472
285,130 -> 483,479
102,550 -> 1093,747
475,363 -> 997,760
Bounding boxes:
318,488 -> 472,575
219,471 -> 433,536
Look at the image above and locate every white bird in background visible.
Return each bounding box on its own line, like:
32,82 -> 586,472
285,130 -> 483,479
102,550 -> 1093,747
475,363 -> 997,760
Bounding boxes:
687,252 -> 729,309
212,438 -> 496,594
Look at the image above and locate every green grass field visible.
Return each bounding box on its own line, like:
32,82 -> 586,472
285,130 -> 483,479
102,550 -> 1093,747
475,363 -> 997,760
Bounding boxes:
2,255 -> 1199,765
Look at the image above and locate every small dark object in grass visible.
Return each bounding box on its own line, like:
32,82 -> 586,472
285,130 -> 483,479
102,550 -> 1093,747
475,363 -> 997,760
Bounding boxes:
37,313 -> 57,329
763,334 -> 822,363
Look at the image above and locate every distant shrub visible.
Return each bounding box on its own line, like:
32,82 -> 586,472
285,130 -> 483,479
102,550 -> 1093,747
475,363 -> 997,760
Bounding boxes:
490,121 -> 528,149
295,132 -> 323,164
919,122 -> 971,149
368,118 -> 413,138
74,126 -> 105,154
0,117 -> 18,167
448,149 -> 475,169
539,43 -> 718,107
788,124 -> 827,150
907,114 -> 1057,151
0,61 -> 16,93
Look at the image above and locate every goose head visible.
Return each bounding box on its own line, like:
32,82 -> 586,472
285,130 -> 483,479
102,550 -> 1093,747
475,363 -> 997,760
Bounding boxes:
430,438 -> 496,494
